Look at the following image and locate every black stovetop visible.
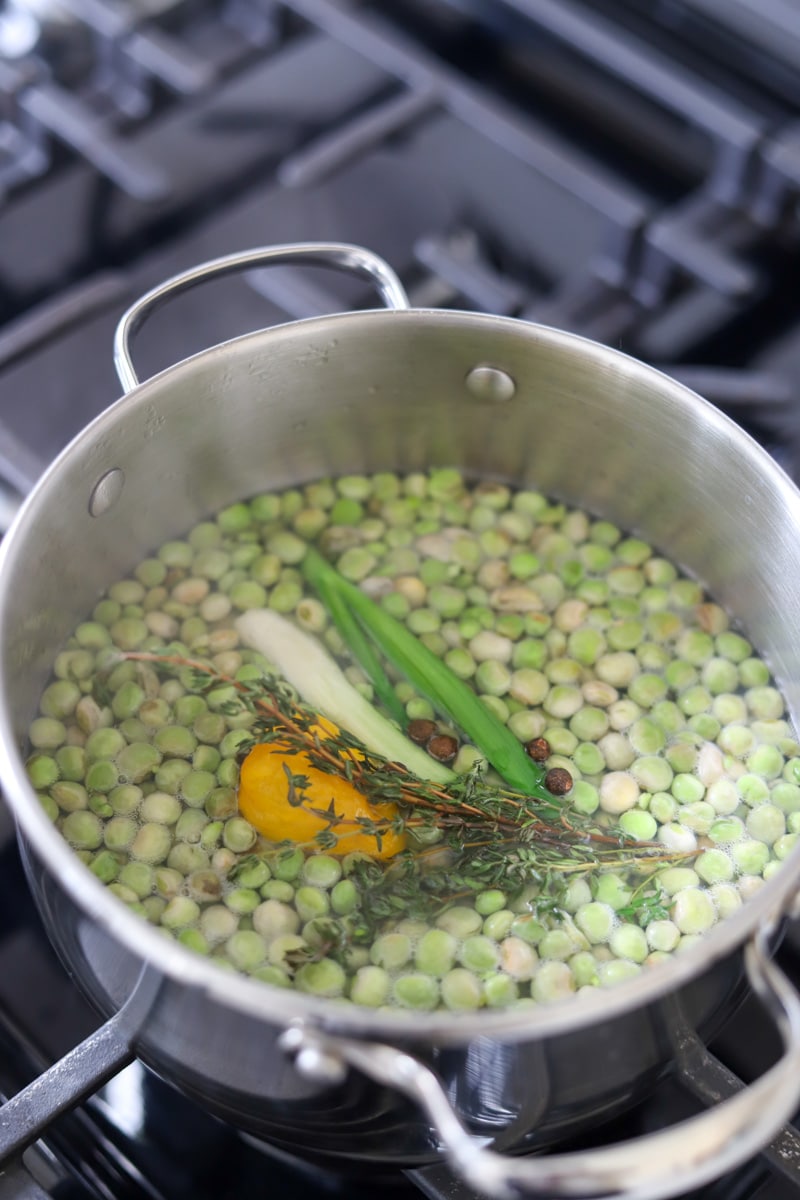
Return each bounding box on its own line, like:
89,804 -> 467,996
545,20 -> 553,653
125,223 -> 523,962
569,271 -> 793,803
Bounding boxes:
2,1 -> 800,1197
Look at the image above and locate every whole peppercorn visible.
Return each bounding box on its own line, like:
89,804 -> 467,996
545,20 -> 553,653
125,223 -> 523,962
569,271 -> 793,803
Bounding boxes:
407,718 -> 438,745
544,767 -> 573,796
525,737 -> 551,763
427,734 -> 459,763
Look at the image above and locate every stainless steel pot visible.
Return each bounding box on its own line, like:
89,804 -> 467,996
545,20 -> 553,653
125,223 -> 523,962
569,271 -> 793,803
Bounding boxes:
2,244 -> 800,1200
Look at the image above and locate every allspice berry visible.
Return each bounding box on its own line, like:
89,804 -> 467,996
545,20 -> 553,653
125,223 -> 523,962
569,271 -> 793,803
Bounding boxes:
407,718 -> 437,745
525,737 -> 551,763
544,767 -> 573,796
427,733 -> 459,763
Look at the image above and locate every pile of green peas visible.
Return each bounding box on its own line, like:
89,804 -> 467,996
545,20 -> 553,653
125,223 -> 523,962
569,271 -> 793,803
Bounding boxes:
25,468 -> 800,1012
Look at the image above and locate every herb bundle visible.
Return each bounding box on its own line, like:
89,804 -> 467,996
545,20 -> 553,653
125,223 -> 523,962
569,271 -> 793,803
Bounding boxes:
122,650 -> 688,929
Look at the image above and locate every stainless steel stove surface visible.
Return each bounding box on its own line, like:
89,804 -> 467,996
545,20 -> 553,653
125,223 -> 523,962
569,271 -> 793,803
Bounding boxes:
2,1 -> 800,1197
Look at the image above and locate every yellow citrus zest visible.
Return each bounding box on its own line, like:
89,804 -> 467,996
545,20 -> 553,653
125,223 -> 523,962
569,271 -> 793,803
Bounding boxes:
238,721 -> 406,860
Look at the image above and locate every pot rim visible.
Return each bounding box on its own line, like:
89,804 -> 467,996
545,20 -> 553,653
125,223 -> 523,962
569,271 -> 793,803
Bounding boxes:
1,305 -> 799,1045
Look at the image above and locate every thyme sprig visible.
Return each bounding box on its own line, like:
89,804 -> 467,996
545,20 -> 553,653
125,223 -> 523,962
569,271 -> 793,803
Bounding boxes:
120,650 -> 692,925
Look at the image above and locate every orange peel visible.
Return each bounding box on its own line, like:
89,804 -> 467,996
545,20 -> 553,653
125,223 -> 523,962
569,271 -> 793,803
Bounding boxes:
238,721 -> 406,860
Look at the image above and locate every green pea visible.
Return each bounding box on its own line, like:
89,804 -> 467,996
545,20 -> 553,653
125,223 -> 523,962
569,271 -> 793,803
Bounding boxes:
88,850 -> 120,884
302,855 -> 343,889
609,923 -> 648,963
569,706 -> 609,743
29,717 -> 67,750
593,874 -> 632,910
569,744 -> 601,776
739,658 -> 770,687
440,968 -> 483,1011
472,889 -> 505,917
329,496 -> 364,525
153,725 -> 197,759
101,815 -> 135,851
260,880 -> 294,902
670,773 -> 704,804
215,759 -> 239,790
252,899 -> 300,940
575,901 -> 615,943
664,659 -> 698,693
85,759 -> 120,793
61,810 -> 103,849
772,783 -> 800,814
627,718 -> 665,756
775,834 -> 799,861
119,861 -> 155,899
618,809 -> 658,841
688,714 -> 721,741
74,621 -> 112,650
537,930 -> 574,961
695,849 -> 734,884
329,879 -> 358,915
86,727 -> 126,760
131,823 -> 172,864
481,909 -> 515,941
597,960 -> 640,988
746,744 -> 784,780
116,742 -> 162,783
154,758 -> 192,794
110,682 -> 144,721
225,888 -> 261,915
137,699 -> 170,731
709,816 -> 745,844
350,965 -> 391,1008
392,972 -> 439,1011
745,804 -> 786,845
370,933 -> 412,970
484,973 -> 519,1008
175,808 -> 210,843
665,742 -> 698,773
294,885 -> 330,923
222,817 -> 256,853
411,929 -> 456,977
268,580 -> 303,613
225,930 -> 268,971
139,791 -> 181,824
175,770 -> 213,809
571,780 -> 600,815
434,907 -> 482,938
650,700 -> 685,735
672,888 -> 717,934
51,780 -> 88,813
193,744 -> 222,773
263,850 -> 301,884
701,658 -> 739,694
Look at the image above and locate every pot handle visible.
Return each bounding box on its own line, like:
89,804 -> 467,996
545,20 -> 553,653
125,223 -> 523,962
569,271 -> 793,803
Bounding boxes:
113,242 -> 410,393
281,920 -> 800,1200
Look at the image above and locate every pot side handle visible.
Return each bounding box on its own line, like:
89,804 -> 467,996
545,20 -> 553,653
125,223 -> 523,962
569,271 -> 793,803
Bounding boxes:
113,242 -> 411,393
281,921 -> 800,1200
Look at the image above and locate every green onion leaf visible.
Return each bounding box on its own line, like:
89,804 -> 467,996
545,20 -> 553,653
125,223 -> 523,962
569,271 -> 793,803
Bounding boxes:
310,562 -> 406,726
302,547 -> 548,796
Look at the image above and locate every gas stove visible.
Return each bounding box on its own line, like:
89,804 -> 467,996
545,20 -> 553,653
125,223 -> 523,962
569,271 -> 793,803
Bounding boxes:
2,2 -> 800,1197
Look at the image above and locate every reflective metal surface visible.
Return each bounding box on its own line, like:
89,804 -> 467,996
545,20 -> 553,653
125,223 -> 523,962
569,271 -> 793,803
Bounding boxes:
3,275 -> 800,1193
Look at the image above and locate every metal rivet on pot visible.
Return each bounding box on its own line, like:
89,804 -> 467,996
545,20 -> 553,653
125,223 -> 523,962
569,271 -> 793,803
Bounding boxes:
88,468 -> 125,517
278,1025 -> 347,1085
465,365 -> 516,403
295,1046 -> 347,1086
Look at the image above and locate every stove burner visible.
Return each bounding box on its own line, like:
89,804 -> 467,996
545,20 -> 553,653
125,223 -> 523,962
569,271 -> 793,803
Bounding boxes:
2,1 -> 800,1195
